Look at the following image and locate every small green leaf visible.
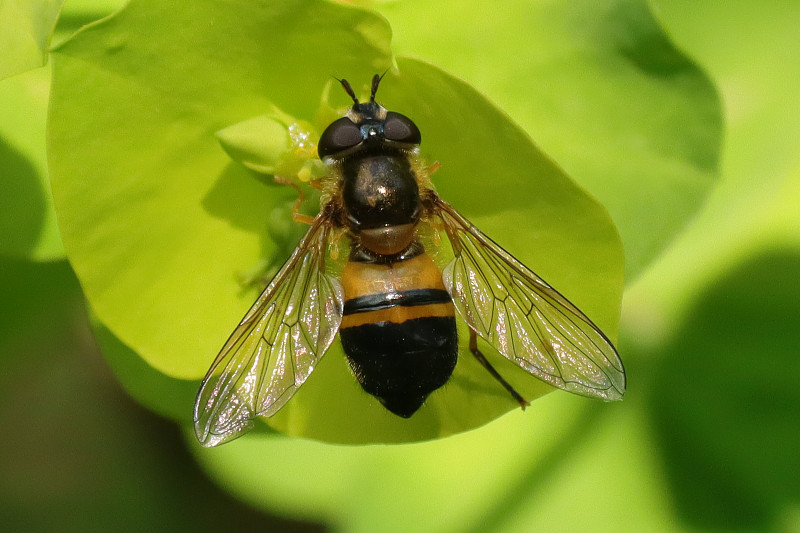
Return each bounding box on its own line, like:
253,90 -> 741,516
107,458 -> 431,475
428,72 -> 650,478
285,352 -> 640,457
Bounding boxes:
0,0 -> 64,80
217,114 -> 291,175
216,111 -> 326,181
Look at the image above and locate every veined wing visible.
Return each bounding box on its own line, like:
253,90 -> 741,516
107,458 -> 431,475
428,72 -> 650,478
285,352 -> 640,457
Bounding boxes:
435,197 -> 625,400
194,214 -> 343,447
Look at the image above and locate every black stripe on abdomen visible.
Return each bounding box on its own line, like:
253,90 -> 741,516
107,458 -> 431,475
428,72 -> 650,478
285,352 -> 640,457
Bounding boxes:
343,288 -> 452,315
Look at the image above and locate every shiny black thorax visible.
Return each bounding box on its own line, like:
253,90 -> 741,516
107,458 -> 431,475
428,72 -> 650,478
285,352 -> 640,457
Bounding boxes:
340,149 -> 421,231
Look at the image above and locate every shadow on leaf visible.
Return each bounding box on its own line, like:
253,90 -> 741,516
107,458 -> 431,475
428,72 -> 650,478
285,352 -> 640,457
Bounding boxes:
0,138 -> 45,257
648,249 -> 800,530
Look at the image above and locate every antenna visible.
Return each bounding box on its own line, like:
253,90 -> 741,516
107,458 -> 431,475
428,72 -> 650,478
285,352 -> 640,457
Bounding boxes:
370,70 -> 390,103
337,78 -> 359,105
369,73 -> 381,103
336,71 -> 390,105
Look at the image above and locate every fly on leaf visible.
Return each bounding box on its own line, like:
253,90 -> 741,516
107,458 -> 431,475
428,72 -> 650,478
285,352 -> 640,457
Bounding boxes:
194,74 -> 626,447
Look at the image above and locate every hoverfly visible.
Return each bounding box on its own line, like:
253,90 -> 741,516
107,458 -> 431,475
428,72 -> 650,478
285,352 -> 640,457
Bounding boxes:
194,74 -> 625,447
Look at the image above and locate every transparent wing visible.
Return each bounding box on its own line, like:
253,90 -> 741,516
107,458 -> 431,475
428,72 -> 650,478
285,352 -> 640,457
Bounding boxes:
194,214 -> 344,447
435,197 -> 625,400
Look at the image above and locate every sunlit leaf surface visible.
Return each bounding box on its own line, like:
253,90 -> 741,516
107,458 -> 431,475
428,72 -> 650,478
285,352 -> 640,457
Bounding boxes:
0,0 -> 64,80
376,0 -> 722,279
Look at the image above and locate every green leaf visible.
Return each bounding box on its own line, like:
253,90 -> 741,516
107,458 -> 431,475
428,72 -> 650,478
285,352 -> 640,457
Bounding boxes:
375,0 -> 723,280
191,395 -> 598,529
624,1 -> 800,334
216,111 -> 326,180
49,0 -> 623,442
53,0 -> 130,44
91,318 -> 198,424
216,115 -> 292,175
0,0 -> 64,80
0,65 -> 65,260
193,395 -> 682,532
647,250 -> 800,530
0,1 -> 127,261
0,0 -> 126,80
623,3 -> 800,529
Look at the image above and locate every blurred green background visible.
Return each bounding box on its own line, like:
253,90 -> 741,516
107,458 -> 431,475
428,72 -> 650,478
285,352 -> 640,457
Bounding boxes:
2,0 -> 799,531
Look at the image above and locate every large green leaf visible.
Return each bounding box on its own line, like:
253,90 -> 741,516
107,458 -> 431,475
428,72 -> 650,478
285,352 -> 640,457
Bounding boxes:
191,2 -> 794,529
49,0 -> 623,442
375,0 -> 723,279
0,0 -> 64,80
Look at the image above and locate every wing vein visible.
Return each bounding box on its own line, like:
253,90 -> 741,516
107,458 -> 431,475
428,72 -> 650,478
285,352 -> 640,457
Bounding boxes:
434,196 -> 625,401
193,214 -> 344,447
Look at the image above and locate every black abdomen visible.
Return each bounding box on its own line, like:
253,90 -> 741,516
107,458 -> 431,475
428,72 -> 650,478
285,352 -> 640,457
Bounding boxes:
340,313 -> 458,417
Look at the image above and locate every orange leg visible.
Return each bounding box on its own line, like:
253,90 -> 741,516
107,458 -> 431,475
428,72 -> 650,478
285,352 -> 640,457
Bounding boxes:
273,176 -> 314,225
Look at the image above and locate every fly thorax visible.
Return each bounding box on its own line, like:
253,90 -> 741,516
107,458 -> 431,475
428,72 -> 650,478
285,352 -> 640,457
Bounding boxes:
341,153 -> 421,233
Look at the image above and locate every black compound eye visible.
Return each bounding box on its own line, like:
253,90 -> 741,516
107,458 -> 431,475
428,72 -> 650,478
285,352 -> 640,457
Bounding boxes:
383,112 -> 421,145
318,117 -> 363,158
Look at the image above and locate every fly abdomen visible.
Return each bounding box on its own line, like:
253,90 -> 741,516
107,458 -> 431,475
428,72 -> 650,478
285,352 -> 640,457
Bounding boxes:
339,253 -> 458,417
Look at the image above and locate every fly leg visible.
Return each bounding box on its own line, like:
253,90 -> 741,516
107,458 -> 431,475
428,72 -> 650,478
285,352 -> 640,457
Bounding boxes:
469,329 -> 529,409
239,176 -> 316,289
273,175 -> 315,225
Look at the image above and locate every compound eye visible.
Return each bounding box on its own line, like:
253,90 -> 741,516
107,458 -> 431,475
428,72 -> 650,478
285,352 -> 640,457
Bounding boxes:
383,112 -> 421,145
318,117 -> 363,158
